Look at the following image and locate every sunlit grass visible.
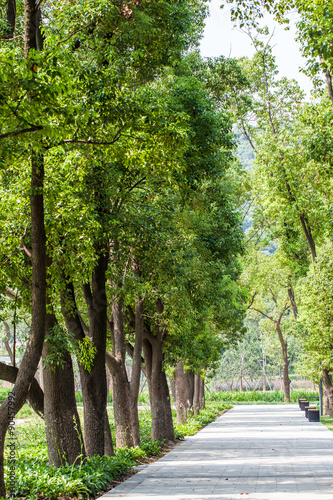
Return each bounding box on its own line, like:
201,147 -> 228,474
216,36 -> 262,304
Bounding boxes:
4,401 -> 230,499
320,415 -> 333,432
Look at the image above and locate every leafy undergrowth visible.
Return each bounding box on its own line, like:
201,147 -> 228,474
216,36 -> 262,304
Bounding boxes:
4,402 -> 230,499
208,389 -> 319,404
174,402 -> 231,437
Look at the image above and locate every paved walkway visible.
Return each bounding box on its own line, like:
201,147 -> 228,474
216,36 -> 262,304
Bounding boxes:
103,405 -> 333,500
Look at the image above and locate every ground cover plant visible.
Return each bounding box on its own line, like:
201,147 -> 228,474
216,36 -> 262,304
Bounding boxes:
174,403 -> 232,437
4,402 -> 229,499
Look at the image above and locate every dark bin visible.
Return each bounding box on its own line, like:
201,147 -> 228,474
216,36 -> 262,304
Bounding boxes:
308,409 -> 320,422
305,406 -> 317,418
300,400 -> 309,411
299,398 -> 308,408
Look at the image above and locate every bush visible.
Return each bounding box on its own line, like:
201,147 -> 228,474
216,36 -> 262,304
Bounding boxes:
174,402 -> 231,437
6,448 -> 143,499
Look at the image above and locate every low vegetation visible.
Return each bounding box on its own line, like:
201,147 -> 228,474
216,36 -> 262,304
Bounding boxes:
321,416 -> 333,433
4,401 -> 230,499
209,390 -> 319,404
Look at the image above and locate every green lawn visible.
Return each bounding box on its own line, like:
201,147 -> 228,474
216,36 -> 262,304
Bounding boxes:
320,415 -> 333,431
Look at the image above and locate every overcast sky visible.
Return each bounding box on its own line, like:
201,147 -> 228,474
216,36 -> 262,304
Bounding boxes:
199,1 -> 313,96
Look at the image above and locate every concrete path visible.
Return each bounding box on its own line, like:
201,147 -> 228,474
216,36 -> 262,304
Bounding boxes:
103,405 -> 333,500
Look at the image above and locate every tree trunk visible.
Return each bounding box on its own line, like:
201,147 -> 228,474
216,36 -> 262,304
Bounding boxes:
80,251 -> 108,457
143,334 -> 175,442
299,215 -> 316,263
174,362 -> 187,424
185,369 -> 194,412
61,262 -> 110,458
193,373 -> 201,415
5,0 -> 16,39
276,322 -> 290,403
200,377 -> 205,409
128,297 -> 144,446
42,312 -> 85,466
239,368 -> 243,392
161,370 -> 175,440
322,368 -> 333,416
169,376 -> 176,402
104,409 -> 114,456
325,68 -> 333,105
262,335 -> 266,392
0,151 -> 46,497
109,296 -> 135,448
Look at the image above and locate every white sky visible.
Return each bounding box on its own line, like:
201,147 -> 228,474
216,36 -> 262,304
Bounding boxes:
199,1 -> 313,96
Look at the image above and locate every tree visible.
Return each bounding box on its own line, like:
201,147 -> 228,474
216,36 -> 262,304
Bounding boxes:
225,0 -> 333,101
0,0 -> 47,495
0,0 -> 211,493
243,248 -> 299,402
298,243 -> 333,415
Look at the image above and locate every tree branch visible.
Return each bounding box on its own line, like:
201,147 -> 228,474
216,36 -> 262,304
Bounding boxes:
22,226 -> 32,259
105,350 -> 118,375
269,288 -> 277,304
0,362 -> 44,416
56,23 -> 92,46
4,287 -> 21,300
252,307 -> 276,323
247,291 -> 257,310
0,125 -> 43,140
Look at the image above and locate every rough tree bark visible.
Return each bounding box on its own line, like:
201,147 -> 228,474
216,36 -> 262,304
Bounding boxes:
193,373 -> 201,415
169,376 -> 176,401
325,69 -> 333,105
42,311 -> 85,466
108,294 -> 135,448
143,307 -> 175,442
276,318 -> 291,403
106,296 -> 145,448
174,362 -> 187,424
185,369 -> 194,412
5,0 -> 16,39
129,296 -> 145,445
322,368 -> 333,416
200,376 -> 205,409
80,250 -> 109,457
61,263 -> 112,457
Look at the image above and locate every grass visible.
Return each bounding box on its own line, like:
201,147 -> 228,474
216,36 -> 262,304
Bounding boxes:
4,401 -> 230,499
320,416 -> 333,432
75,391 -> 151,406
207,389 -> 320,404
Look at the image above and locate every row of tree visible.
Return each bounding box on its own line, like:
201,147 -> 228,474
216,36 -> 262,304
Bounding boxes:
0,0 -> 247,497
225,0 -> 333,408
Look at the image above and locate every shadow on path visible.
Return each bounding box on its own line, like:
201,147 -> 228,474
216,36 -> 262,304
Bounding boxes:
102,404 -> 333,500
